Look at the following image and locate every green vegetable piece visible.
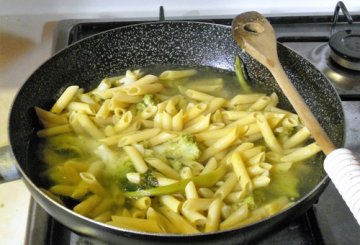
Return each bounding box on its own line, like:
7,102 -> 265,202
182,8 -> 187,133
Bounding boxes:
244,195 -> 256,209
153,134 -> 200,161
234,55 -> 252,93
136,94 -> 156,112
124,164 -> 227,198
140,171 -> 159,189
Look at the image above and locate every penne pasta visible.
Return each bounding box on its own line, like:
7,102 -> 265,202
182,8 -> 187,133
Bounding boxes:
124,145 -> 149,173
205,198 -> 223,232
74,195 -> 102,216
36,68 -> 323,235
159,206 -> 200,234
37,124 -> 72,137
159,195 -> 182,213
51,85 -> 79,114
185,181 -> 199,199
220,204 -> 249,230
255,113 -> 282,153
109,216 -> 164,233
145,157 -> 181,180
35,106 -> 68,125
231,152 -> 253,192
118,128 -> 161,146
159,69 -> 197,80
281,142 -> 321,162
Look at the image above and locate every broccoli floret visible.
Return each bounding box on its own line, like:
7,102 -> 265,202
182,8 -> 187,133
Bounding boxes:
243,195 -> 256,209
105,153 -> 158,192
107,154 -> 137,191
152,134 -> 200,161
140,171 -> 159,189
168,159 -> 183,172
136,94 -> 156,112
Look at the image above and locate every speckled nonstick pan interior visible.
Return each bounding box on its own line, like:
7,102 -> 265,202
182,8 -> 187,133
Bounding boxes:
9,21 -> 344,244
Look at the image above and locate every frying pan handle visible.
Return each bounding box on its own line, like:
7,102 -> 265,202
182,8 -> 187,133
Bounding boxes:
0,145 -> 21,183
325,148 -> 360,225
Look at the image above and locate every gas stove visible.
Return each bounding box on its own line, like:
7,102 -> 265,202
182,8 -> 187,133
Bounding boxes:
26,3 -> 360,245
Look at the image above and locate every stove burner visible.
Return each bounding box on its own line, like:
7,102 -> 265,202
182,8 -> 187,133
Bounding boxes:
309,43 -> 360,94
329,30 -> 360,71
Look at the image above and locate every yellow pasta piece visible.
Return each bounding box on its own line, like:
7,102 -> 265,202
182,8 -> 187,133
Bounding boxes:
184,113 -> 211,134
198,188 -> 214,198
49,184 -> 75,196
118,128 -> 160,146
159,69 -> 197,80
228,93 -> 265,106
195,126 -> 236,142
252,175 -> 271,189
159,206 -> 200,234
255,113 -> 282,153
132,197 -> 151,210
37,124 -> 72,137
205,199 -> 223,232
111,92 -> 143,104
114,111 -> 133,132
109,216 -> 165,233
283,127 -> 311,149
181,208 -> 207,226
185,181 -> 199,199
183,103 -> 207,122
172,109 -> 184,131
145,157 -> 181,180
35,106 -> 68,124
73,195 -> 102,216
67,102 -> 96,115
184,89 -> 215,102
222,110 -> 251,121
51,85 -> 79,114
161,111 -> 173,130
147,207 -> 179,233
220,203 -> 249,230
94,211 -> 112,223
159,195 -> 182,213
76,113 -> 105,139
199,127 -> 242,162
124,145 -> 149,173
231,152 -> 253,192
126,83 -> 164,96
204,98 -> 227,114
63,159 -> 89,172
80,172 -> 108,197
201,158 -> 218,175
214,173 -> 237,200
88,198 -> 115,218
281,142 -> 321,162
96,99 -> 111,119
130,74 -> 159,86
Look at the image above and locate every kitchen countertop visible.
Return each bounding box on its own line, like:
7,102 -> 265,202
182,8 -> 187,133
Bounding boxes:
1,2 -> 360,244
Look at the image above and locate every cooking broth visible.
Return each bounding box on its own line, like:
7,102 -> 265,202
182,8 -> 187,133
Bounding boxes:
36,66 -> 323,233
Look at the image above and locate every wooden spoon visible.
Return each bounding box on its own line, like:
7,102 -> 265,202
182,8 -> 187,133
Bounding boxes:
232,11 -> 335,155
232,11 -> 360,225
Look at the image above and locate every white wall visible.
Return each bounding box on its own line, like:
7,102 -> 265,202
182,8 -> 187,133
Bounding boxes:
1,0 -> 360,16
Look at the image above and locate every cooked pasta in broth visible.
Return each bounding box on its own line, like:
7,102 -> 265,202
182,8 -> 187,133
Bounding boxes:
35,66 -> 322,234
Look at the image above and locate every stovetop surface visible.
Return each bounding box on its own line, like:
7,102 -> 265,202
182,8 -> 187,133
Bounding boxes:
27,13 -> 360,245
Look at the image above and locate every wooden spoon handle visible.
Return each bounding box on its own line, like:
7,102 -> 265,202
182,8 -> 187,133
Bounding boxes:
232,11 -> 336,155
270,62 -> 336,155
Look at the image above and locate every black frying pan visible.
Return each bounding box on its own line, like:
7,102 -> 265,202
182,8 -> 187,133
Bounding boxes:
9,21 -> 344,244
